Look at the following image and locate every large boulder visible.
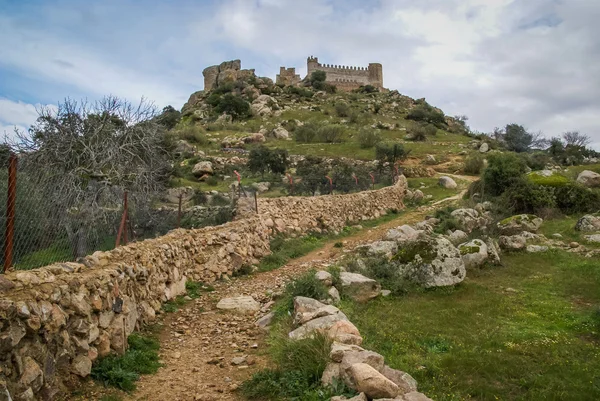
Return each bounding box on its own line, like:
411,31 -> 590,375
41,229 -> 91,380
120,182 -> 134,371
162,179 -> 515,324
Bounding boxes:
271,127 -> 290,140
450,208 -> 490,233
458,239 -> 488,268
497,214 -> 543,235
576,170 -> 600,187
394,236 -> 466,288
381,365 -> 418,394
385,225 -> 422,244
340,272 -> 382,303
438,176 -> 457,189
288,314 -> 348,340
345,363 -> 399,399
294,304 -> 347,326
448,230 -> 468,245
251,95 -> 278,117
479,143 -> 489,153
574,215 -> 600,232
366,241 -> 398,258
498,231 -> 544,251
164,187 -> 195,204
192,161 -> 213,176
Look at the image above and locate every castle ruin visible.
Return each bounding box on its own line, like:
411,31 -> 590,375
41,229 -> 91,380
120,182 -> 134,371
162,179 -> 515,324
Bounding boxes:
276,56 -> 384,91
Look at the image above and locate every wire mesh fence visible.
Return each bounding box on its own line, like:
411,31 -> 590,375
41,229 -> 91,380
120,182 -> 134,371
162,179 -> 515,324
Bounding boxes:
0,152 -> 185,271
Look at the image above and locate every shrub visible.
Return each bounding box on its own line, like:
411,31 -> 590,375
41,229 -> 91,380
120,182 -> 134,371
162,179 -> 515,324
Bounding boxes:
376,142 -> 410,172
211,194 -> 230,206
434,206 -> 460,234
175,125 -> 208,146
316,124 -> 345,143
407,104 -> 446,127
213,94 -> 251,120
554,183 -> 600,214
294,123 -> 318,143
286,86 -> 313,99
522,152 -> 552,171
464,153 -> 485,175
248,146 -> 289,177
357,128 -> 382,149
192,190 -> 208,205
275,270 -> 329,315
360,256 -> 413,296
205,176 -> 219,186
91,334 -> 161,391
334,103 -> 351,117
355,85 -> 378,94
408,126 -> 427,142
482,153 -> 528,197
500,178 -> 556,214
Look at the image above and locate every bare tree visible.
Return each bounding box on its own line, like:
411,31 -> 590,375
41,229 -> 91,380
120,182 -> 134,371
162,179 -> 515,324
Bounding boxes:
9,96 -> 172,258
562,131 -> 591,147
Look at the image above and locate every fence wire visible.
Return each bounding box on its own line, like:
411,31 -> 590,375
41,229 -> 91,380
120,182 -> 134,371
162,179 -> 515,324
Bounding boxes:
0,153 -> 182,271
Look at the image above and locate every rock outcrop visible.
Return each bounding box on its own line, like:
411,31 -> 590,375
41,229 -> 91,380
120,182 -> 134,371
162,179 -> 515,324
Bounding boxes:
576,170 -> 600,187
497,214 -> 543,235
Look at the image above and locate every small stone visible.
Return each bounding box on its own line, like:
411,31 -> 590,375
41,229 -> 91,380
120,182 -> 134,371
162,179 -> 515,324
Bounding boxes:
381,290 -> 391,297
231,356 -> 246,365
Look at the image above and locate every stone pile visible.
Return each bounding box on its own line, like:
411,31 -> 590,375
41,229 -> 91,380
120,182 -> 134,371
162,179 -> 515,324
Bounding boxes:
288,296 -> 432,401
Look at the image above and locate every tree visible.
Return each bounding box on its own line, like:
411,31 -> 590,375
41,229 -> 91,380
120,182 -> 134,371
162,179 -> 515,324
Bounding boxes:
247,146 -> 289,178
504,124 -> 532,153
562,131 -> 591,147
12,96 -> 172,258
375,142 -> 410,176
156,105 -> 181,130
310,70 -> 326,83
295,156 -> 329,196
482,153 -> 528,196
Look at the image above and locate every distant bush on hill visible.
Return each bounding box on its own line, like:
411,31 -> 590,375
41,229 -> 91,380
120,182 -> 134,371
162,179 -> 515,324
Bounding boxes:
406,104 -> 446,127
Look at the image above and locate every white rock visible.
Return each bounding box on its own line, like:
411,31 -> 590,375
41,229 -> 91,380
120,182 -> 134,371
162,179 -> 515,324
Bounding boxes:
479,143 -> 489,153
366,241 -> 398,258
448,230 -> 468,245
497,214 -> 543,235
584,234 -> 600,243
340,272 -> 382,302
315,270 -> 333,286
575,215 -> 600,232
345,363 -> 399,399
458,239 -> 488,268
216,296 -> 261,314
438,176 -> 457,189
526,245 -> 549,253
576,170 -> 600,187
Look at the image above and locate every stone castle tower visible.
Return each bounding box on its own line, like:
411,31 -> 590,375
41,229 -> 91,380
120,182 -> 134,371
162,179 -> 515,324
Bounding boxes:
305,56 -> 383,91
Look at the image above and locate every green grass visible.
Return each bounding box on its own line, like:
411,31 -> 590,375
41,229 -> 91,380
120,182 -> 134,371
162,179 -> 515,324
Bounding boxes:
342,250 -> 600,401
91,334 -> 161,392
538,215 -> 600,248
258,234 -> 328,272
407,177 -> 466,203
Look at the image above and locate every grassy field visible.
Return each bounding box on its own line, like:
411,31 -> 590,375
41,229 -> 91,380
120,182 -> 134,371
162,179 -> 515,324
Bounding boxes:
539,215 -> 600,248
407,176 -> 469,203
342,250 -> 600,401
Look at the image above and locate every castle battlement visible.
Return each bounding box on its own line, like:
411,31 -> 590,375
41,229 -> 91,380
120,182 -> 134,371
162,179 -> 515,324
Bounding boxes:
306,55 -> 383,91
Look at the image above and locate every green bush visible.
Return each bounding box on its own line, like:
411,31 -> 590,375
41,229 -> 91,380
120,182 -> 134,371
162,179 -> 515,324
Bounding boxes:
434,206 -> 460,234
91,334 -> 161,391
555,183 -> 600,214
334,103 -> 351,117
213,94 -> 251,120
482,153 -> 528,197
406,104 -> 446,127
205,176 -> 219,186
500,177 -> 556,214
275,270 -> 329,315
521,152 -> 552,171
174,125 -> 208,146
464,153 -> 485,175
285,86 -> 314,99
316,124 -> 345,143
294,123 -> 318,143
357,128 -> 382,149
248,146 -> 289,177
408,126 -> 427,142
361,256 -> 413,296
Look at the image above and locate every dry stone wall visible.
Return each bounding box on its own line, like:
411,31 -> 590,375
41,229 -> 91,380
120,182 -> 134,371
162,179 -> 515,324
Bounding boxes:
0,178 -> 407,400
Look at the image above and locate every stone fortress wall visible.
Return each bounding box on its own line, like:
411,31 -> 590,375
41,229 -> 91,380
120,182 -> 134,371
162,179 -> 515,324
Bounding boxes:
276,56 -> 384,91
0,178 -> 407,400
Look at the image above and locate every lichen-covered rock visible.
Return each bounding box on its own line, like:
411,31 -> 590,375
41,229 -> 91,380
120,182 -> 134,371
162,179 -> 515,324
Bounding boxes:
499,231 -> 544,251
288,314 -> 348,340
576,170 -> 600,187
450,208 -> 490,233
385,225 -> 421,244
438,176 -> 457,189
294,304 -> 347,326
498,214 -> 543,235
574,215 -> 600,232
458,239 -> 488,268
393,236 -> 466,288
340,272 -> 382,302
526,245 -> 549,253
192,161 -> 213,176
448,230 -> 468,245
366,241 -> 398,258
270,126 -> 289,140
315,270 -> 333,286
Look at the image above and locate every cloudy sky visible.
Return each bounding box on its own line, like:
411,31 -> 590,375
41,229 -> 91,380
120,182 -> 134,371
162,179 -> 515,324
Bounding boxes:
1,0 -> 598,145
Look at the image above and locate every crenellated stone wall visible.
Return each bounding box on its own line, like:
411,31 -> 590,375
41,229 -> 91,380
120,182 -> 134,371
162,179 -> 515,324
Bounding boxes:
0,178 -> 407,400
306,56 -> 383,91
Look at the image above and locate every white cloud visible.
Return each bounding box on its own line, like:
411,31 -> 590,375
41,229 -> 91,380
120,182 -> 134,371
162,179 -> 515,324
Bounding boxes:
0,0 -> 599,146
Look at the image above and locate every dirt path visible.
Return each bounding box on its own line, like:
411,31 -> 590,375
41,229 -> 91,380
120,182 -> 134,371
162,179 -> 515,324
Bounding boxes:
80,178 -> 473,401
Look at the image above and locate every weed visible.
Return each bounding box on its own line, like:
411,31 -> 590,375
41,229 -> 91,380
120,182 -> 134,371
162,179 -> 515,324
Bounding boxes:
274,270 -> 329,316
91,334 -> 161,392
333,242 -> 343,248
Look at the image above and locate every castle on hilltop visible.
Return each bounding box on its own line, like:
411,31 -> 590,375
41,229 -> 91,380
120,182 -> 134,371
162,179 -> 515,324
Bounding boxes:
276,56 -> 384,91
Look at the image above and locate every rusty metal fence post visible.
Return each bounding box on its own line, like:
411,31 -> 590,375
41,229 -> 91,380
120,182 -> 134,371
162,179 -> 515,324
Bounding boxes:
177,193 -> 183,228
3,153 -> 17,273
115,191 -> 129,248
254,192 -> 258,214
